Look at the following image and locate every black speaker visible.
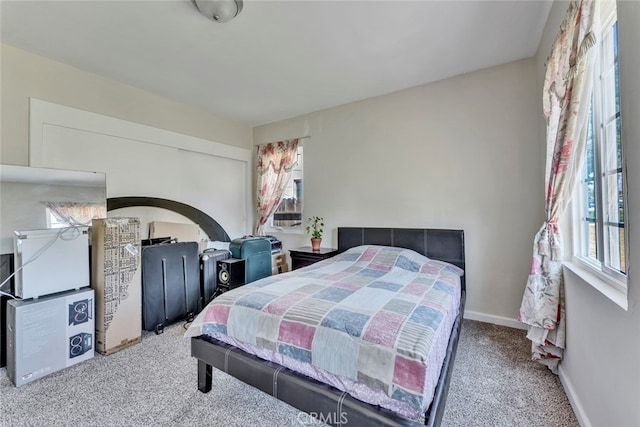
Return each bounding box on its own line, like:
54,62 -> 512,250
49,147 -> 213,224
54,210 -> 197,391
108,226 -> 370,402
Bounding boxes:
217,258 -> 245,290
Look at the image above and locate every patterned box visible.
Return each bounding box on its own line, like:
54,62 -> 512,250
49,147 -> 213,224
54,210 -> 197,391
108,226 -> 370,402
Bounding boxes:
91,218 -> 142,355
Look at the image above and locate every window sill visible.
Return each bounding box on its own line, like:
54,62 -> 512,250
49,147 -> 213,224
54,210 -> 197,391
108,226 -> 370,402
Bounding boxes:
563,261 -> 628,310
263,226 -> 304,236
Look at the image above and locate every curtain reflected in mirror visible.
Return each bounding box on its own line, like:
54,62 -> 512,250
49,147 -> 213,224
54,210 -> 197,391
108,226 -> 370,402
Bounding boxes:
43,202 -> 107,227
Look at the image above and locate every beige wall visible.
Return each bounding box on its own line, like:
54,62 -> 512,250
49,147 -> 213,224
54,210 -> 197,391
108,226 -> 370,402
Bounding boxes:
539,2 -> 640,426
1,44 -> 252,166
254,58 -> 544,325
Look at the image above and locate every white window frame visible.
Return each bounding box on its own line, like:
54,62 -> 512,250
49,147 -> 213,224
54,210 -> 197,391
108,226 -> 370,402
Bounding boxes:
46,209 -> 67,228
570,2 -> 628,308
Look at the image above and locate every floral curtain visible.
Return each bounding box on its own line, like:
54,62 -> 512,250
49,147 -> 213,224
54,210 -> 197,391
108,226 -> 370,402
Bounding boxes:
518,0 -> 599,374
255,139 -> 300,235
43,202 -> 106,226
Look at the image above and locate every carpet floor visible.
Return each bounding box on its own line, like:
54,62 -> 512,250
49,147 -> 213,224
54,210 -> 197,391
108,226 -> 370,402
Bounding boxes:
0,319 -> 578,426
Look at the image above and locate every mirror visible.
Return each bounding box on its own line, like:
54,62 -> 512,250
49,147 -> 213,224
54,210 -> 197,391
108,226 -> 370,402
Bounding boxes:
0,164 -> 107,254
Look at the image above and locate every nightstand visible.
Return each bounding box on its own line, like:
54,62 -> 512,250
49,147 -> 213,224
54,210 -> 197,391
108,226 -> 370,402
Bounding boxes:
289,247 -> 339,270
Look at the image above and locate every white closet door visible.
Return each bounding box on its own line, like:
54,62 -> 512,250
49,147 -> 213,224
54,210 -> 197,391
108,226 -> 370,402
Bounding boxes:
30,99 -> 250,239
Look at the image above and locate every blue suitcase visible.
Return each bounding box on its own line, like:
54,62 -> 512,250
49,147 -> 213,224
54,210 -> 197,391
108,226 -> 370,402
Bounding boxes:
229,237 -> 272,284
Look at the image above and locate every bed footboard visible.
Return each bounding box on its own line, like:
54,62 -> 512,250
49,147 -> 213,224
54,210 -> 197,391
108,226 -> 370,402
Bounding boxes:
190,335 -> 425,426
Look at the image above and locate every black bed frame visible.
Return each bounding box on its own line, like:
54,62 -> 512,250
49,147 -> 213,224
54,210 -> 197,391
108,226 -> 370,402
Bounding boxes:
191,227 -> 466,426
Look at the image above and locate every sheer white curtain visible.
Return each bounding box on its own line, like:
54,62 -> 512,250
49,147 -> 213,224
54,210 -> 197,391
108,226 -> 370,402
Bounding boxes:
518,0 -> 599,373
255,139 -> 300,235
43,202 -> 106,226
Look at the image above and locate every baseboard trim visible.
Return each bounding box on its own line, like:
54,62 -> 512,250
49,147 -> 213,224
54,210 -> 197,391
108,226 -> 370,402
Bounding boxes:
463,310 -> 527,330
558,365 -> 591,427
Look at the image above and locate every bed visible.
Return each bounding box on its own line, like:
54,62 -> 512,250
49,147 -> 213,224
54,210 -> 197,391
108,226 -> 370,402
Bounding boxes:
187,227 -> 465,426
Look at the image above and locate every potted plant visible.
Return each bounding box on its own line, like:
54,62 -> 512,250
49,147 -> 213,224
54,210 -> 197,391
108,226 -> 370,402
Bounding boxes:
306,216 -> 324,251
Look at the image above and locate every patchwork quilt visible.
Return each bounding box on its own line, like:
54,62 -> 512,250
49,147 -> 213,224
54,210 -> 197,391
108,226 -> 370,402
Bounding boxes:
186,245 -> 463,418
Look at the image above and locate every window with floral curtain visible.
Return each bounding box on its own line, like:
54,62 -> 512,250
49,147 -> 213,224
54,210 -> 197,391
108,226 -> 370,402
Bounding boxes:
518,0 -> 599,373
255,139 -> 300,235
43,202 -> 106,227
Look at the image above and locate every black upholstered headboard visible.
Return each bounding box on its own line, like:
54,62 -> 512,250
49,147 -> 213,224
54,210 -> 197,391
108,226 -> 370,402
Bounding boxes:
337,227 -> 465,290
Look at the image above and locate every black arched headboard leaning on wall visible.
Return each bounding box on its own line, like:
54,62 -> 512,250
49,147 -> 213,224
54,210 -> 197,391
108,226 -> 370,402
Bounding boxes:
107,197 -> 231,242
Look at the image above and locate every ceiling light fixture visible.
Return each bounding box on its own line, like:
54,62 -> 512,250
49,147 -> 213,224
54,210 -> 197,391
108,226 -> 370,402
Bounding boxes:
192,0 -> 243,23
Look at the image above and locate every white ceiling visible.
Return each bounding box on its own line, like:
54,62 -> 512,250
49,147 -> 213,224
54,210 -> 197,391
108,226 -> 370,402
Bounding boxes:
1,0 -> 552,126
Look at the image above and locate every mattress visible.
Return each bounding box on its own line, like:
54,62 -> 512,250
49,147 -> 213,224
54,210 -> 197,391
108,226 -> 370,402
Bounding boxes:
186,245 -> 463,419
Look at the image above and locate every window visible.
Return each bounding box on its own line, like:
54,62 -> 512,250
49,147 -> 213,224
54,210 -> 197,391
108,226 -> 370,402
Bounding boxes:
44,202 -> 106,228
47,209 -> 68,228
575,5 -> 626,288
270,145 -> 303,230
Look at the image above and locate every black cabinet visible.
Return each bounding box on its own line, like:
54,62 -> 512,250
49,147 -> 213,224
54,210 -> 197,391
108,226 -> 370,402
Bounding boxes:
289,247 -> 339,270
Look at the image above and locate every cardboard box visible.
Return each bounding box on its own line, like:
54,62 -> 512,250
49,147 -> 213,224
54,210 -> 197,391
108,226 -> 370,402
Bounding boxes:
7,288 -> 95,387
272,252 -> 289,275
149,221 -> 200,243
91,218 -> 142,355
